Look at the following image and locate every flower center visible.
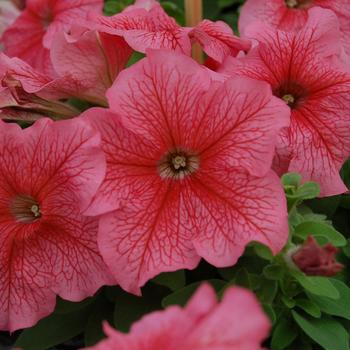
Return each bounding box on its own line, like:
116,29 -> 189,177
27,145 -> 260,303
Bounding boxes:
282,94 -> 295,106
285,0 -> 312,9
158,148 -> 199,180
274,81 -> 308,109
10,195 -> 42,224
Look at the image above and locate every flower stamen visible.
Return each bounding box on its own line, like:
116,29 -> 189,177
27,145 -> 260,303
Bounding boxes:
285,0 -> 298,8
158,148 -> 199,180
282,94 -> 295,106
172,155 -> 187,170
285,0 -> 312,9
10,195 -> 42,224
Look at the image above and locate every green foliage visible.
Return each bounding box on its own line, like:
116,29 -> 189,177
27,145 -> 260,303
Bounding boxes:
162,279 -> 226,307
292,311 -> 349,350
15,299 -> 94,350
152,270 -> 186,291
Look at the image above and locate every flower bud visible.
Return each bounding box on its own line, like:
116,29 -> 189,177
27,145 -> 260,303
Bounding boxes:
291,236 -> 343,276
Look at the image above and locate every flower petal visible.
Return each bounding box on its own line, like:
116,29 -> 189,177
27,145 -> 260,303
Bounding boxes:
183,287 -> 270,349
90,4 -> 191,54
189,19 -> 251,63
191,168 -> 289,266
50,30 -> 132,105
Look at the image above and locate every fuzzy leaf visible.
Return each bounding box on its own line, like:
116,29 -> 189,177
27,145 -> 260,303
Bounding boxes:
294,221 -> 346,247
271,317 -> 298,350
308,279 -> 350,320
292,311 -> 349,350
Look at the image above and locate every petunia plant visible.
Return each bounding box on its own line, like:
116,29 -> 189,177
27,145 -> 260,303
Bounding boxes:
0,0 -> 350,350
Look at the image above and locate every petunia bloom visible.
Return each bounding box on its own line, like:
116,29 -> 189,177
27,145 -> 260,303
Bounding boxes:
50,28 -> 132,106
222,8 -> 350,196
82,49 -> 290,294
89,0 -> 191,55
0,53 -> 78,121
85,283 -> 270,350
291,236 -> 344,276
2,0 -> 103,75
239,0 -> 350,57
0,118 -> 114,332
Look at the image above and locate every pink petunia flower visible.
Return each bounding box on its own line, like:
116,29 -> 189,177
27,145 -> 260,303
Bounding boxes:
89,0 -> 191,55
91,0 -> 250,65
82,49 -> 290,294
239,0 -> 350,57
0,117 -> 114,332
2,0 -> 103,75
0,1 -> 20,37
189,19 -> 251,65
85,283 -> 270,350
50,28 -> 132,106
222,8 -> 350,196
0,53 -> 78,121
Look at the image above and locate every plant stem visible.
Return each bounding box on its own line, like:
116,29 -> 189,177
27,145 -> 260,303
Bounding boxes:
184,0 -> 203,63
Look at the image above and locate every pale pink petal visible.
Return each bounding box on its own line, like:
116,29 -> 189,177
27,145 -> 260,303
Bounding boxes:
185,283 -> 217,321
90,5 -> 191,55
182,287 -> 270,350
190,169 -> 288,266
0,53 -> 68,100
85,284 -> 269,350
97,179 -> 201,294
0,1 -> 19,36
188,77 -> 290,177
81,108 -> 164,216
244,8 -> 343,60
239,0 -> 307,35
50,30 -> 132,105
239,0 -> 350,57
189,20 -> 251,63
2,0 -> 103,74
107,49 -> 212,148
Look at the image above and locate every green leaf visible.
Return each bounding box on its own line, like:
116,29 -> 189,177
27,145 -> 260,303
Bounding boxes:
342,239 -> 350,258
294,221 -> 346,247
257,280 -> 278,304
55,295 -> 95,314
271,317 -> 298,350
292,311 -> 349,350
308,279 -> 350,320
127,52 -> 145,67
282,173 -> 302,188
290,270 -> 339,299
296,182 -> 320,200
340,158 -> 350,188
295,298 -> 321,318
263,304 -> 276,324
161,1 -> 184,25
84,297 -> 114,346
113,288 -> 157,332
152,270 -> 186,291
253,242 -> 273,261
306,196 -> 341,218
15,303 -> 93,350
281,296 -> 296,309
233,268 -> 251,288
162,279 -> 226,308
263,264 -> 284,280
